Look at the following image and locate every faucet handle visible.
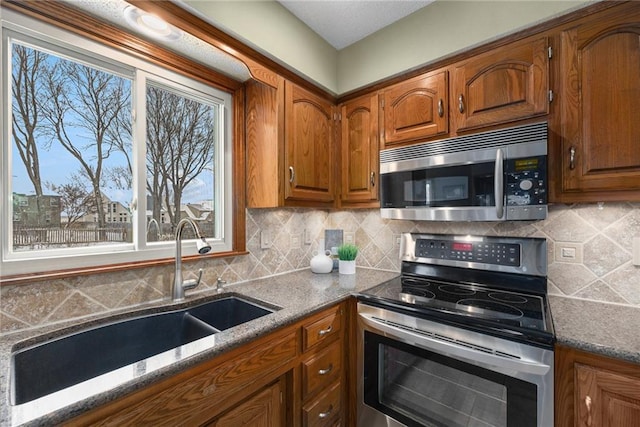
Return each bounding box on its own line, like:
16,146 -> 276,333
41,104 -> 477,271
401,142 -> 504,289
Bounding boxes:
216,277 -> 227,293
183,268 -> 204,291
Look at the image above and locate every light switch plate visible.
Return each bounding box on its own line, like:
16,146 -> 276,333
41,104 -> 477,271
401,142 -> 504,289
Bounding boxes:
260,230 -> 272,249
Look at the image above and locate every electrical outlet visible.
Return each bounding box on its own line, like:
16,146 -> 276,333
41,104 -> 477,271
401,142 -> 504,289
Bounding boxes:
260,230 -> 272,249
555,243 -> 582,263
344,232 -> 355,245
304,229 -> 313,245
393,234 -> 402,250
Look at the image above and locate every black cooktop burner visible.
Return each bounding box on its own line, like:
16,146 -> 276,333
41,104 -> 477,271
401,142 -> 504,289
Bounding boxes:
362,274 -> 548,332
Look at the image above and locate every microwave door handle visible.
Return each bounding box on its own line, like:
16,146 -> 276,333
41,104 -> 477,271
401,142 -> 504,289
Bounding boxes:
494,149 -> 504,219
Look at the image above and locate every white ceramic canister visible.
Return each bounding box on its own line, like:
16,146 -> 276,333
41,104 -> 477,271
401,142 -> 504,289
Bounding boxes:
310,250 -> 333,273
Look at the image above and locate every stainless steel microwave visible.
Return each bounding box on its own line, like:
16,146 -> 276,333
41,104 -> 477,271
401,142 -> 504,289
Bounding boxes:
380,122 -> 548,221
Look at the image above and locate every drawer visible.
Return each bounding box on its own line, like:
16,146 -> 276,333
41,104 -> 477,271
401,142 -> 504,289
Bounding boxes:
302,340 -> 342,398
303,306 -> 342,351
303,381 -> 341,427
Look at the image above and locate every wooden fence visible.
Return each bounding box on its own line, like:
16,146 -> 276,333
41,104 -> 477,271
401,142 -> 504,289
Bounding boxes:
13,227 -> 129,247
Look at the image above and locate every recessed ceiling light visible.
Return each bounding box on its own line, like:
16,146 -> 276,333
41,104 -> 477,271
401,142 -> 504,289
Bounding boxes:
124,5 -> 181,41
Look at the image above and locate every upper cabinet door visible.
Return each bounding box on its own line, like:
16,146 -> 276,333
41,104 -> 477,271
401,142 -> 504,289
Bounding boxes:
559,5 -> 640,198
284,81 -> 335,203
340,93 -> 379,204
452,37 -> 549,133
381,71 -> 448,147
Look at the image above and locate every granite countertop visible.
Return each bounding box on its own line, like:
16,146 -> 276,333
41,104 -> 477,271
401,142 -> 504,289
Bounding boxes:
550,295 -> 640,364
0,267 -> 398,427
2,268 -> 640,426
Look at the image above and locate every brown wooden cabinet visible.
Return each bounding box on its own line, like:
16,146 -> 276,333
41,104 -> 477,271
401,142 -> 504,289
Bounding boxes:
299,304 -> 345,427
556,4 -> 640,202
555,344 -> 640,427
208,378 -> 285,427
246,78 -> 336,208
451,36 -> 549,133
339,93 -> 379,206
285,81 -> 336,204
380,70 -> 448,147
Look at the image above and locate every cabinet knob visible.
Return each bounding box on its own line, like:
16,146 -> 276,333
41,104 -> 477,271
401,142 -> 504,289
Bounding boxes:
438,99 -> 444,117
318,405 -> 333,419
370,172 -> 376,187
569,146 -> 576,170
289,166 -> 295,183
458,94 -> 465,113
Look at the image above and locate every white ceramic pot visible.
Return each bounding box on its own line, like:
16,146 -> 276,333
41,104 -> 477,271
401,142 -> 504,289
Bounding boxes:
338,260 -> 356,275
310,250 -> 333,273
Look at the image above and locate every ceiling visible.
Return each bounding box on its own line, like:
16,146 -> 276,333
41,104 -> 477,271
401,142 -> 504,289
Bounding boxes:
277,0 -> 435,50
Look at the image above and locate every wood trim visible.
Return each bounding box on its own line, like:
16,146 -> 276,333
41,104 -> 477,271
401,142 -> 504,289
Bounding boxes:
127,0 -> 336,103
0,250 -> 249,287
233,86 -> 247,253
0,0 -> 248,285
0,0 -> 241,92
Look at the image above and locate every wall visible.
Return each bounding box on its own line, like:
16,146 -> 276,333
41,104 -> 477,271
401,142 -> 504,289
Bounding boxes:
337,0 -> 590,93
2,203 -> 639,335
182,0 -> 338,93
182,0 -> 589,94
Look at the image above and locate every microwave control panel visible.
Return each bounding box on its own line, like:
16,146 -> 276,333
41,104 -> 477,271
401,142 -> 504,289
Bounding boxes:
505,156 -> 547,206
415,239 -> 521,266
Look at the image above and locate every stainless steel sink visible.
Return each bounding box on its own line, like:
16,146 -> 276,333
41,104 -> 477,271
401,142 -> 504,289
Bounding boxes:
10,296 -> 275,405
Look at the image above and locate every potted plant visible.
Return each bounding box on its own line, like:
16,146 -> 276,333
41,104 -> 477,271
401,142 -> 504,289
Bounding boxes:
337,243 -> 358,275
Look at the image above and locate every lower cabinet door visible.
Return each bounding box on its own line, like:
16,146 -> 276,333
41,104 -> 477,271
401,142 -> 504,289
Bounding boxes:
575,363 -> 640,427
208,379 -> 283,427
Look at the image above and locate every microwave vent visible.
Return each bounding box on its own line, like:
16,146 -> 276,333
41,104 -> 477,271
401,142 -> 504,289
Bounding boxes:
380,121 -> 547,164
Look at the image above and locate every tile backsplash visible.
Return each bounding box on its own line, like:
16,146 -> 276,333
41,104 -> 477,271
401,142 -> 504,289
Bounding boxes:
1,202 -> 639,335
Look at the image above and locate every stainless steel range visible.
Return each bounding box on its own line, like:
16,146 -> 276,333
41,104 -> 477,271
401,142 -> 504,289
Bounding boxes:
357,233 -> 554,427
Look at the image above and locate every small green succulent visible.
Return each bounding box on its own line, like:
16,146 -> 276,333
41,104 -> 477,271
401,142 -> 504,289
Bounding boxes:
337,243 -> 358,261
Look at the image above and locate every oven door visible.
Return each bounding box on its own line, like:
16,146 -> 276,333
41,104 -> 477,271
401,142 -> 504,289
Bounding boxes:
357,303 -> 553,427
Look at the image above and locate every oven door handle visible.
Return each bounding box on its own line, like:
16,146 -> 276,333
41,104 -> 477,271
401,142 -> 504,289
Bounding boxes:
360,313 -> 551,376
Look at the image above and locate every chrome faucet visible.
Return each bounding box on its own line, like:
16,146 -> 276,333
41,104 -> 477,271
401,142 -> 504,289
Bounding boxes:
172,218 -> 212,302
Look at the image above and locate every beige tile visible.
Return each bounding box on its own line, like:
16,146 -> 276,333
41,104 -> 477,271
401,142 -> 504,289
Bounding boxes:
0,312 -> 30,334
548,263 -> 597,295
583,235 -> 631,277
573,280 -> 629,304
0,280 -> 72,326
541,210 -> 598,243
47,292 -> 107,323
604,264 -> 640,305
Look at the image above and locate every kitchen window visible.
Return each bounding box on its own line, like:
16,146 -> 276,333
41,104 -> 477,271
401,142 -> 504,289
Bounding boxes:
1,11 -> 235,278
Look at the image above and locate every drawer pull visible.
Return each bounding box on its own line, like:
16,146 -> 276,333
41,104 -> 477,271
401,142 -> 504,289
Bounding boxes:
318,364 -> 333,375
318,325 -> 332,336
585,395 -> 592,427
318,405 -> 333,419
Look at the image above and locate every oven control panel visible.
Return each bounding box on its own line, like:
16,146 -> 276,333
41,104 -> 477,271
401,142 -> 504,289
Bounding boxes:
415,238 -> 521,266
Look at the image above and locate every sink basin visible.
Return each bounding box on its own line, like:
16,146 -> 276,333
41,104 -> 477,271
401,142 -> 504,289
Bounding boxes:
188,296 -> 274,331
10,296 -> 274,405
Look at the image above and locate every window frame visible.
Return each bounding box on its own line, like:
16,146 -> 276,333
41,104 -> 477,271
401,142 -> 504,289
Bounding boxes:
0,8 -> 246,283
